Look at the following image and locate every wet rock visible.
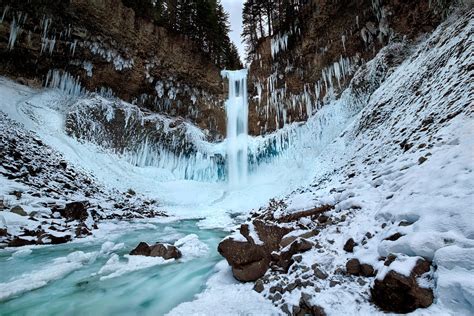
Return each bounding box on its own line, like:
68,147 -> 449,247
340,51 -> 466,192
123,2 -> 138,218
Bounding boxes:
149,243 -> 182,259
47,234 -> 72,244
130,242 -> 151,256
8,237 -> 37,247
10,206 -> 27,216
130,242 -> 181,259
343,238 -> 356,252
371,259 -> 433,313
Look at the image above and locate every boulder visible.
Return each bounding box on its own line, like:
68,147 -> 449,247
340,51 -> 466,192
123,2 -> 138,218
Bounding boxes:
346,258 -> 375,277
10,206 -> 27,216
343,238 -> 356,252
8,237 -> 37,247
218,220 -> 292,282
130,242 -> 151,256
346,258 -> 361,275
130,242 -> 182,260
149,243 -> 182,259
371,259 -> 433,313
59,202 -> 88,221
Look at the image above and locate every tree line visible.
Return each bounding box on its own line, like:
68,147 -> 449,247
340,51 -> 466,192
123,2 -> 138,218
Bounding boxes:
242,0 -> 309,62
122,0 -> 242,70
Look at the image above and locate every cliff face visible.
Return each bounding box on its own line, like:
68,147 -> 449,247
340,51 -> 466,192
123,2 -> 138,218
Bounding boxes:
0,0 -> 226,139
247,0 -> 453,135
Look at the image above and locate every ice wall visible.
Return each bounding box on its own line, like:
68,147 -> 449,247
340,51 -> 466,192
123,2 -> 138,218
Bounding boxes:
221,69 -> 249,188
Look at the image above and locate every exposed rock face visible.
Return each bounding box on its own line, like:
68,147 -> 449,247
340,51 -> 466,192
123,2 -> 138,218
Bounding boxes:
271,238 -> 313,272
371,259 -> 433,313
247,0 -> 452,135
0,0 -> 226,136
130,242 -> 182,260
218,220 -> 292,282
64,96 -> 225,181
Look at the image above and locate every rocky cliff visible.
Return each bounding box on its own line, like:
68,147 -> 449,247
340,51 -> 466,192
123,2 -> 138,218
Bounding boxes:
246,0 -> 454,135
0,0 -> 226,138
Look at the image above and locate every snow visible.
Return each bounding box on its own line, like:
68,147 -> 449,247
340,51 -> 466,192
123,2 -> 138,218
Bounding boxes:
97,253 -> 171,280
167,260 -> 281,316
175,234 -> 210,260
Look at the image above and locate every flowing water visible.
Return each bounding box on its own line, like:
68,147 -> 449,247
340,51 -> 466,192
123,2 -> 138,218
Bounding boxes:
221,69 -> 249,188
0,220 -> 226,315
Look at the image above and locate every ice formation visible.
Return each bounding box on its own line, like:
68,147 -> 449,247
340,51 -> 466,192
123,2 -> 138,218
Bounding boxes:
221,69 -> 249,188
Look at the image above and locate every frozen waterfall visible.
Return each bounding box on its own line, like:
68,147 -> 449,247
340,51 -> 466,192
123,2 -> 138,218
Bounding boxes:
221,69 -> 249,187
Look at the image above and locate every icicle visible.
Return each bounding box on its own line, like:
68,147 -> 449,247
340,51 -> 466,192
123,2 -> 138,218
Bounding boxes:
8,15 -> 21,50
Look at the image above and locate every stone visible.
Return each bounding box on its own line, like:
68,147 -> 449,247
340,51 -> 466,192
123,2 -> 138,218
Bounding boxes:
130,242 -> 151,256
418,156 -> 428,164
149,243 -> 181,259
10,206 -> 27,216
253,279 -> 264,293
329,280 -> 341,287
60,202 -> 88,221
385,232 -> 404,241
218,220 -> 292,282
343,238 -> 356,252
298,293 -> 327,316
272,238 -> 313,272
360,263 -> 375,277
313,267 -> 328,280
130,242 -> 182,259
346,258 -> 361,275
8,237 -> 37,247
371,259 -> 433,313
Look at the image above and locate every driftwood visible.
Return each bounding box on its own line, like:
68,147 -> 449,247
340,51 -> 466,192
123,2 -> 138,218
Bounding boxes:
277,204 -> 334,223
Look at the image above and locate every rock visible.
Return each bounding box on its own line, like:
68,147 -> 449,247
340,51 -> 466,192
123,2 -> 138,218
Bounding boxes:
280,229 -> 318,248
418,156 -> 427,164
384,254 -> 397,266
343,238 -> 356,252
0,228 -> 8,237
385,232 -> 403,241
47,234 -> 72,244
60,202 -> 88,221
313,267 -> 328,280
360,264 -> 375,277
346,258 -> 361,275
130,242 -> 182,259
218,220 -> 292,282
130,242 -> 151,256
8,237 -> 37,247
253,279 -> 264,293
272,238 -> 313,272
298,293 -> 327,316
371,259 -> 433,313
329,280 -> 341,287
149,243 -> 182,259
75,223 -> 92,237
10,206 -> 27,216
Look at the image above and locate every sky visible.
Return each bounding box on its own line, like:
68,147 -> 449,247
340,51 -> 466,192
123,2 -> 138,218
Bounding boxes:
221,0 -> 246,64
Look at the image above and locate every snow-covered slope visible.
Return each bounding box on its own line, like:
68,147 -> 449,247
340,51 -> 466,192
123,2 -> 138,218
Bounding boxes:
170,8 -> 474,315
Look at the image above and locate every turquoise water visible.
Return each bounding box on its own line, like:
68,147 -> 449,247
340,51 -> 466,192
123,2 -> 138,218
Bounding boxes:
0,220 -> 226,316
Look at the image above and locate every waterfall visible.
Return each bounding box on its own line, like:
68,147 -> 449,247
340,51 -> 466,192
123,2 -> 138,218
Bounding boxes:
221,69 -> 249,187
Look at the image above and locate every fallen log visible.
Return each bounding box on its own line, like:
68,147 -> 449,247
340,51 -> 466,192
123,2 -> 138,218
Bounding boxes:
277,204 -> 334,223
